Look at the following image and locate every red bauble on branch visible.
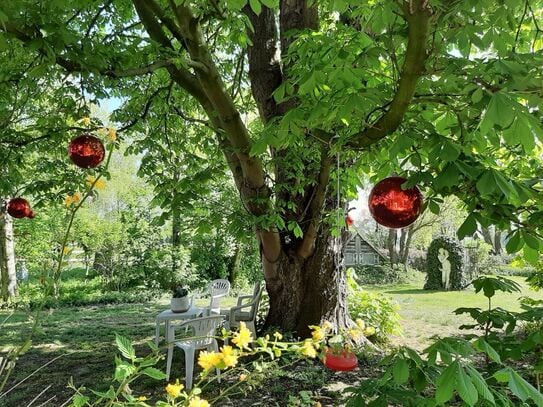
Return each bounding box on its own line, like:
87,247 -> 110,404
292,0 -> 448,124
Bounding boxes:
368,176 -> 423,229
345,215 -> 354,227
7,198 -> 32,219
68,134 -> 105,168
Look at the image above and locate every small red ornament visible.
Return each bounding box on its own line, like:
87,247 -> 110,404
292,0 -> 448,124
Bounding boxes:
368,176 -> 422,229
68,134 -> 105,168
345,215 -> 354,227
7,198 -> 32,218
324,349 -> 358,372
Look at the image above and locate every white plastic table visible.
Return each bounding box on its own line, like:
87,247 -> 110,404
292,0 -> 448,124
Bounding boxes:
155,305 -> 203,346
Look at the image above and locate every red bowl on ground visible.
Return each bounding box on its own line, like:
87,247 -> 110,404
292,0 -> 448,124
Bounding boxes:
324,350 -> 358,371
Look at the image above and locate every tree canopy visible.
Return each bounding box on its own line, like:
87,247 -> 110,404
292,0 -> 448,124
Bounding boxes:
1,0 -> 543,333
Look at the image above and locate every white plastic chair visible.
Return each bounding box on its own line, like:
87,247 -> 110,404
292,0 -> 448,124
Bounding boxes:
202,279 -> 231,316
165,315 -> 225,390
222,282 -> 263,337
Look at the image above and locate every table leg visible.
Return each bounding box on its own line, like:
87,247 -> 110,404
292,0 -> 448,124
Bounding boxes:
155,319 -> 160,347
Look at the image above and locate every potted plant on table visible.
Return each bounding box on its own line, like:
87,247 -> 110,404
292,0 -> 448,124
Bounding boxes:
170,284 -> 190,313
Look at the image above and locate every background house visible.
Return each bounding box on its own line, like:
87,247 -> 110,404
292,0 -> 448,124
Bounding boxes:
344,230 -> 388,266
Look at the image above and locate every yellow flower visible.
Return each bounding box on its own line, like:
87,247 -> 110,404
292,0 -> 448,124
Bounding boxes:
137,395 -> 148,401
85,175 -> 106,190
355,318 -> 366,330
364,326 -> 376,337
64,192 -> 81,207
165,379 -> 183,398
239,373 -> 248,381
301,340 -> 317,358
107,127 -> 117,142
273,331 -> 283,340
81,117 -> 91,126
232,322 -> 253,349
198,350 -> 222,371
347,328 -> 363,341
188,396 -> 210,407
321,321 -> 333,331
220,345 -> 238,368
311,327 -> 325,342
62,247 -> 70,255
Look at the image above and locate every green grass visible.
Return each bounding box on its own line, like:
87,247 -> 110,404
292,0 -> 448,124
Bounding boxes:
364,275 -> 543,349
2,274 -> 541,405
0,295 -> 238,407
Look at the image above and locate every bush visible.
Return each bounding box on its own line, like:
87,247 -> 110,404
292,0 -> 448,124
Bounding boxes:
496,265 -> 535,277
424,235 -> 467,290
348,290 -> 401,342
354,264 -> 422,285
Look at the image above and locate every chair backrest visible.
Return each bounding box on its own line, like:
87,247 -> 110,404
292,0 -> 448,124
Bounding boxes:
208,279 -> 230,296
175,316 -> 224,348
246,282 -> 264,320
207,279 -> 231,314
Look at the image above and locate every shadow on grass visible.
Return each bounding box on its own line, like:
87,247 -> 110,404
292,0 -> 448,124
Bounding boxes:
384,288 -> 436,295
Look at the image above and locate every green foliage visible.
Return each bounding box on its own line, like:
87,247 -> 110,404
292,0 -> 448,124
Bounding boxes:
348,290 -> 402,342
353,264 -> 422,286
345,276 -> 543,407
424,235 -> 467,291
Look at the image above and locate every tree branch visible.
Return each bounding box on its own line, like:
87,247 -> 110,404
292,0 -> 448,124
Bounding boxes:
243,5 -> 284,122
349,0 -> 432,148
296,150 -> 333,259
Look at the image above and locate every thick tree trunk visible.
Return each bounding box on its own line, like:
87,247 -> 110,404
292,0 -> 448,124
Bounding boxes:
494,230 -> 502,254
387,228 -> 398,265
0,209 -> 17,302
264,226 -> 348,337
400,225 -> 414,267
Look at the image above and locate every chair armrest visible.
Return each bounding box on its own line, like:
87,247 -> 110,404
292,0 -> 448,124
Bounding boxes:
236,295 -> 253,306
228,302 -> 255,324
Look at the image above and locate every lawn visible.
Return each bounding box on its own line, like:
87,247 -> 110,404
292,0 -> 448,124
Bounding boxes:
366,275 -> 543,350
1,274 -> 541,406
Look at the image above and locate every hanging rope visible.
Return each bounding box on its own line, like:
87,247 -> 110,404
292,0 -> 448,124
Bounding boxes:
336,151 -> 341,273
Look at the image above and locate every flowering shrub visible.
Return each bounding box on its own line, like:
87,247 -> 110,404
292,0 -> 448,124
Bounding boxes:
69,320 -> 370,406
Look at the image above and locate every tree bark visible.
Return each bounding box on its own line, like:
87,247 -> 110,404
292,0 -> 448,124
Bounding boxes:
0,206 -> 18,302
264,225 -> 348,337
229,244 -> 242,286
494,229 -> 502,254
388,228 -> 398,265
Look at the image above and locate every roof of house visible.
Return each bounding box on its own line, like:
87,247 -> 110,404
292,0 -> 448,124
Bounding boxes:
345,228 -> 388,261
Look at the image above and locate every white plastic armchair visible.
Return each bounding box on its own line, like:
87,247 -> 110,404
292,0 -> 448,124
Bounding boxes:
165,315 -> 225,390
202,279 -> 231,316
223,282 -> 263,337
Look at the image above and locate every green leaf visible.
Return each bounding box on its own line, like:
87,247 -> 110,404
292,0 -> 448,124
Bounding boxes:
260,0 -> 278,8
480,92 -> 515,134
142,367 -> 167,380
72,394 -> 90,407
505,231 -> 524,254
473,338 -> 501,363
523,245 -> 539,266
455,363 -> 478,406
466,365 -> 495,404
392,357 -> 409,385
507,368 -> 543,406
115,334 -> 136,361
249,0 -> 262,14
457,214 -> 477,240
476,171 -> 495,196
435,362 -> 456,404
471,88 -> 484,103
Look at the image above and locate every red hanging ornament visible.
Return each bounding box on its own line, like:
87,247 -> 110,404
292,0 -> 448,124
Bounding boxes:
323,349 -> 358,372
368,176 -> 422,229
345,214 -> 354,227
7,198 -> 32,219
68,134 -> 105,168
